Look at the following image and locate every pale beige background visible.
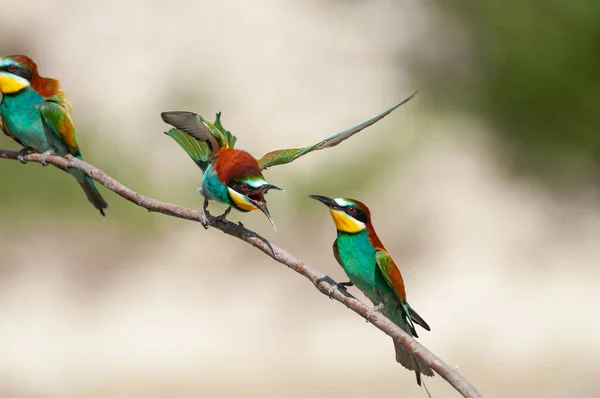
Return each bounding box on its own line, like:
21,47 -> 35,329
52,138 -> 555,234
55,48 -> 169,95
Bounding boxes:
0,1 -> 598,397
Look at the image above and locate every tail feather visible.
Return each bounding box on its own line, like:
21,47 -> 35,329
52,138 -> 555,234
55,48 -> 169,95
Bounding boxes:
409,304 -> 431,331
77,175 -> 108,216
388,303 -> 433,386
393,340 -> 434,386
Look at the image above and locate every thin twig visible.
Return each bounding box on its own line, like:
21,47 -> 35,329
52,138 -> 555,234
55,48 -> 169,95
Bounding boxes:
0,149 -> 483,398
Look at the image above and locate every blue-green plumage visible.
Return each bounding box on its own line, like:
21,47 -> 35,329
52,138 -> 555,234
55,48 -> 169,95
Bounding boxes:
310,195 -> 432,386
162,93 -> 416,228
200,164 -> 233,206
1,89 -> 70,155
336,231 -> 389,303
0,55 -> 107,215
336,231 -> 414,334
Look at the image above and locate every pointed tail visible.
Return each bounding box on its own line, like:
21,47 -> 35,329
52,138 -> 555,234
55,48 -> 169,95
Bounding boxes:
73,170 -> 108,216
388,303 -> 434,386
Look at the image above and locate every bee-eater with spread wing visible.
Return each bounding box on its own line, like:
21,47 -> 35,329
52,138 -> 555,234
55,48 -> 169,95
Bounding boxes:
161,92 -> 416,229
310,195 -> 432,386
0,55 -> 108,215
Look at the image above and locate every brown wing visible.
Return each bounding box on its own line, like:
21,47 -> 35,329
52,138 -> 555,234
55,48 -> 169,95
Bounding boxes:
375,249 -> 407,300
333,238 -> 342,266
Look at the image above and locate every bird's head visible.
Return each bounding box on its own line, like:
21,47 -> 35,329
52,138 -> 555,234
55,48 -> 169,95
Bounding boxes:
215,148 -> 283,229
0,55 -> 59,96
309,195 -> 371,233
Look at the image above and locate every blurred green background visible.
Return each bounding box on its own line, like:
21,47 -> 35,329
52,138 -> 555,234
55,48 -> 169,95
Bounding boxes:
414,0 -> 600,183
1,1 -> 599,398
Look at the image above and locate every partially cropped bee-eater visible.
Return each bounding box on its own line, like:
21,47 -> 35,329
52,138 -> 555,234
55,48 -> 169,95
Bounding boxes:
0,55 -> 108,215
310,195 -> 432,385
161,92 -> 416,229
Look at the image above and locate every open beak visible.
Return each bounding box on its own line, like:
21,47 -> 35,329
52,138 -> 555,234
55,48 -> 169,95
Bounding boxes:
257,201 -> 277,231
245,197 -> 277,231
248,184 -> 282,231
309,194 -> 339,209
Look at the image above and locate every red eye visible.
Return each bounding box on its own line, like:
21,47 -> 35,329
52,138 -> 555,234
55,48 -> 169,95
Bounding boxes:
241,183 -> 250,191
347,207 -> 356,214
7,65 -> 16,72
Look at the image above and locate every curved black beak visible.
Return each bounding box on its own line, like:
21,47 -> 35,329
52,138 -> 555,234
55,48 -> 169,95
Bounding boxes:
309,194 -> 339,209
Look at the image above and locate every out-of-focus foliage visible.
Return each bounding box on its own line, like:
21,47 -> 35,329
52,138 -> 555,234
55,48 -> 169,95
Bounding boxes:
416,1 -> 600,182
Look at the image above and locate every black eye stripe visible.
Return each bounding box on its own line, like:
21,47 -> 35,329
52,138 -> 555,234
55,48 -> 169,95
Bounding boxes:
230,181 -> 255,194
344,206 -> 367,223
1,65 -> 32,81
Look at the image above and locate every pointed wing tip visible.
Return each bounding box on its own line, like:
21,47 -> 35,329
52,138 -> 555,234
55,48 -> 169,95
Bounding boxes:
392,90 -> 419,109
160,111 -> 198,124
163,127 -> 180,136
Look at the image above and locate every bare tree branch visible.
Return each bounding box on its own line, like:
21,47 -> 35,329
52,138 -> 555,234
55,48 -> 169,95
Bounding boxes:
0,149 -> 483,398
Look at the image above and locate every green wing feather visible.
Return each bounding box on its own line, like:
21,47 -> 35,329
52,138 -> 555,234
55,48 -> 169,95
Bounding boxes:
214,112 -> 237,148
375,249 -> 430,333
257,92 -> 417,169
375,250 -> 406,301
40,95 -> 81,156
165,128 -> 212,171
162,111 -> 238,171
161,111 -> 237,153
40,94 -> 107,215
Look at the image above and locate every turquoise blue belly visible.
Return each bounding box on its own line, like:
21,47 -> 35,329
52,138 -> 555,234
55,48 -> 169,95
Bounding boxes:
0,89 -> 69,155
336,231 -> 408,330
200,165 -> 232,205
336,231 -> 394,304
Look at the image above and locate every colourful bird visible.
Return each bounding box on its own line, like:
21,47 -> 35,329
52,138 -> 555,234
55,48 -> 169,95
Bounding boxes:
0,55 -> 108,215
161,92 -> 416,229
309,195 -> 432,385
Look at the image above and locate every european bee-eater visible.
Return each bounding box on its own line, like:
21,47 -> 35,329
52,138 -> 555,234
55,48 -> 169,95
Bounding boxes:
0,55 -> 108,215
310,195 -> 432,385
161,92 -> 416,229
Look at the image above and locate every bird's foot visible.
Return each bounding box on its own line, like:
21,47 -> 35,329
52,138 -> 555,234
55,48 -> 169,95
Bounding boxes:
39,149 -> 56,166
198,198 -> 211,229
208,206 -> 232,227
17,148 -> 32,164
199,208 -> 210,229
327,281 -> 354,299
365,302 -> 385,323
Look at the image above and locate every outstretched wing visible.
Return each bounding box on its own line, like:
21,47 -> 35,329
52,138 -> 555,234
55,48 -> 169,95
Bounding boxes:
161,111 -> 237,154
162,111 -> 238,171
213,112 -> 237,149
257,92 -> 417,169
164,128 -> 212,171
40,93 -> 80,156
161,111 -> 221,158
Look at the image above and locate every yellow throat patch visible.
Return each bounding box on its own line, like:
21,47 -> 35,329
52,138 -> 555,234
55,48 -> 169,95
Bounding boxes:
330,209 -> 366,233
228,188 -> 259,211
0,73 -> 29,94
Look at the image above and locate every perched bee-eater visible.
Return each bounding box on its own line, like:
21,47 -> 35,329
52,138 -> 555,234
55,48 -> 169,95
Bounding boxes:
161,92 -> 416,229
310,195 -> 432,385
0,55 -> 108,215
